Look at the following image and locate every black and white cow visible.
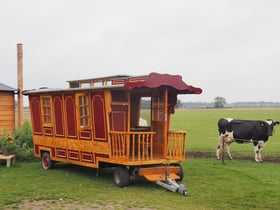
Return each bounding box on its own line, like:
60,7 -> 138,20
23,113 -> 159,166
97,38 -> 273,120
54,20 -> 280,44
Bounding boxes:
216,118 -> 279,162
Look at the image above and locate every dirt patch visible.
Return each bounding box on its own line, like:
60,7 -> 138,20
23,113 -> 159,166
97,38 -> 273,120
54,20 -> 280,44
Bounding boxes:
186,151 -> 280,163
7,199 -> 155,210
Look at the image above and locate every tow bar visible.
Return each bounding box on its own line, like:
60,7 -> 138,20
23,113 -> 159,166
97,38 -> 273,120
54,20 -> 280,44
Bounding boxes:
138,164 -> 189,196
155,178 -> 188,196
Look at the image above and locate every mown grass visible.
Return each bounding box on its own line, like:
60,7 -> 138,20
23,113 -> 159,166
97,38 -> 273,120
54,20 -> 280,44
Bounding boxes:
1,108 -> 280,209
171,108 -> 280,158
1,158 -> 280,209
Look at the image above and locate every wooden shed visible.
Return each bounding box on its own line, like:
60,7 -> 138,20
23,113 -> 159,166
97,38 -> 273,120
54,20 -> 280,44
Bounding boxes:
0,82 -> 17,136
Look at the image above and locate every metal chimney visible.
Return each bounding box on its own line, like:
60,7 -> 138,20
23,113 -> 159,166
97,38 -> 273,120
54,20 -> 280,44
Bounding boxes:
17,43 -> 23,128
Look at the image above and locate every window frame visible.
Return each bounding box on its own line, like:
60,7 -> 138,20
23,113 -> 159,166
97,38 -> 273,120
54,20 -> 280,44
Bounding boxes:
76,93 -> 91,129
41,96 -> 53,127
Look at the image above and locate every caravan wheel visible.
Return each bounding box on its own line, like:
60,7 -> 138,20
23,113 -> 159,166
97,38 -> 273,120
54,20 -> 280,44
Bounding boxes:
170,163 -> 184,181
42,152 -> 53,170
114,166 -> 130,187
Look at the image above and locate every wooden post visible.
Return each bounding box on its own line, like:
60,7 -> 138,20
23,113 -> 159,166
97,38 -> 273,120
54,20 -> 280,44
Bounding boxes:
17,43 -> 24,128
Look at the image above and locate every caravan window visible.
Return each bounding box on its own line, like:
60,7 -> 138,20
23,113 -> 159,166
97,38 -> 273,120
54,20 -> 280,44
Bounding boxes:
41,96 -> 52,125
77,94 -> 90,128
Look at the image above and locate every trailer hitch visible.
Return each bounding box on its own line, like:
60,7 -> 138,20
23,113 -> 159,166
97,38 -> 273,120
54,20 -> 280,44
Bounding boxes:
138,164 -> 189,196
155,178 -> 188,196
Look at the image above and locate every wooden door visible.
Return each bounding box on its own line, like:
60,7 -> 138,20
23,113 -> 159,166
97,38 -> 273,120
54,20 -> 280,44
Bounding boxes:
151,88 -> 167,158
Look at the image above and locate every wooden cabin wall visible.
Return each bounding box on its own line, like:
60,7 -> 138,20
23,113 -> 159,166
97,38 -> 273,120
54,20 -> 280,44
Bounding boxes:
150,88 -> 167,158
130,95 -> 140,128
65,93 -> 77,138
29,95 -> 42,136
91,91 -> 107,141
29,91 -> 110,166
0,92 -> 15,136
53,94 -> 64,137
109,90 -> 128,132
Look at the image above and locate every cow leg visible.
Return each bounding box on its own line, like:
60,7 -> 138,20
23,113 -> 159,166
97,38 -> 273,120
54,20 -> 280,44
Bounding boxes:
225,143 -> 233,160
216,135 -> 222,160
254,145 -> 260,162
258,141 -> 265,163
254,141 -> 265,163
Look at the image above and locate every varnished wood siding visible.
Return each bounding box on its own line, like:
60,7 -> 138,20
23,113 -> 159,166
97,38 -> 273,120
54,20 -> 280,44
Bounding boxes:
0,92 -> 15,136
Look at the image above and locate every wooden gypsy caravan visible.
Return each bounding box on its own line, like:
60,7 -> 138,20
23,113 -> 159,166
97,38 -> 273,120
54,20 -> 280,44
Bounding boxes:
23,72 -> 202,195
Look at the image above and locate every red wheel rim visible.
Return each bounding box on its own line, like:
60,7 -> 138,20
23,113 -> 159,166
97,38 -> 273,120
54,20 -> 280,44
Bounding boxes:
43,156 -> 49,168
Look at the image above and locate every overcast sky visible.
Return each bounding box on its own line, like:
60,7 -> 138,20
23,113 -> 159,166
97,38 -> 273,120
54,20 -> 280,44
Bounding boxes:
1,0 -> 280,103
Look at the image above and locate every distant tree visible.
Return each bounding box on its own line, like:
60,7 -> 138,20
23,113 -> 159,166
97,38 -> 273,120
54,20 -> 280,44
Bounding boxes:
175,99 -> 182,108
214,96 -> 226,108
140,99 -> 151,109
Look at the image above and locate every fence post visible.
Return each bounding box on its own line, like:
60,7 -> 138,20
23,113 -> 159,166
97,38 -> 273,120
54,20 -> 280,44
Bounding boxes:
222,136 -> 225,164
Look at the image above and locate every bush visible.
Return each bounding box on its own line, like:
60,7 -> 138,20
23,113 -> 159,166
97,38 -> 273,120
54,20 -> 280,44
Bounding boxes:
0,121 -> 34,161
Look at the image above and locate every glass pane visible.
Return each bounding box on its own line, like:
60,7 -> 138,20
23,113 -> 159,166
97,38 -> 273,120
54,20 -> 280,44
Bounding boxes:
80,107 -> 83,116
78,95 -> 90,128
43,98 -> 50,105
84,96 -> 87,104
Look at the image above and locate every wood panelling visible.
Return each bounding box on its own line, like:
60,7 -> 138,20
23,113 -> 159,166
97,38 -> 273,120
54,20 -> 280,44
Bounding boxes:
43,127 -> 53,136
29,95 -> 42,134
79,130 -> 92,140
92,92 -> 107,141
0,92 -> 15,136
53,95 -> 64,137
68,150 -> 80,161
65,94 -> 77,138
110,104 -> 128,132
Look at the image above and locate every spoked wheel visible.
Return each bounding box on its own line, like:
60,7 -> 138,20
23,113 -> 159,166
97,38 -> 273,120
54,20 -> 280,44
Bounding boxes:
42,152 -> 53,170
170,163 -> 184,181
114,166 -> 130,187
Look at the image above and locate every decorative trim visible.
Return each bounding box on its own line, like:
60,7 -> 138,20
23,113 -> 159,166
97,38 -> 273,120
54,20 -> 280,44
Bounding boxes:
56,148 -> 67,159
68,150 -> 80,161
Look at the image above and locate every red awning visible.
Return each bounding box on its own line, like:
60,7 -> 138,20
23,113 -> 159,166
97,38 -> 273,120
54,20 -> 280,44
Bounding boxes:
124,72 -> 202,94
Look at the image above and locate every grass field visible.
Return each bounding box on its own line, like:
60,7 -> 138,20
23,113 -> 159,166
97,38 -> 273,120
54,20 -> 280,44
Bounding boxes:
1,158 -> 280,209
2,108 -> 280,209
172,108 -> 280,160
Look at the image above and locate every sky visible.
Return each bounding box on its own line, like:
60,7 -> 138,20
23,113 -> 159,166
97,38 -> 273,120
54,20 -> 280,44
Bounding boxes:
1,0 -> 280,104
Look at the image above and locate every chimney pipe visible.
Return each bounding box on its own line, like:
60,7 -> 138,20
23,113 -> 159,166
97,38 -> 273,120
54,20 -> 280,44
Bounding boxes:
17,43 -> 23,128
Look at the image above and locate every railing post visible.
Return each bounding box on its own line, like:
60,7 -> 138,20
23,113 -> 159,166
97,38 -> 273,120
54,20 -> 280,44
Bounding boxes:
126,132 -> 130,160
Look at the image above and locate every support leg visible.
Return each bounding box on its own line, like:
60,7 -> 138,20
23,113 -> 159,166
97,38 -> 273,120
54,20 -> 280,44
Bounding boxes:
7,159 -> 11,167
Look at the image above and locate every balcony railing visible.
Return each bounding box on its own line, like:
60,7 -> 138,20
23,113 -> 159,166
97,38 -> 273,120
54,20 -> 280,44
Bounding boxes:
109,131 -> 155,161
109,130 -> 186,162
167,131 -> 186,161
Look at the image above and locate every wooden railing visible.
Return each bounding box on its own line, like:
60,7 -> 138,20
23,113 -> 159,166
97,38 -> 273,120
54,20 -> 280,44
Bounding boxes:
109,130 -> 186,162
167,131 -> 186,160
109,131 -> 155,161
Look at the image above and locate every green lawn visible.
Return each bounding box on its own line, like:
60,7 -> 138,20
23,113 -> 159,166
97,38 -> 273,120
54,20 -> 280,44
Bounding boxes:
2,108 -> 280,209
1,158 -> 280,209
171,108 -> 280,158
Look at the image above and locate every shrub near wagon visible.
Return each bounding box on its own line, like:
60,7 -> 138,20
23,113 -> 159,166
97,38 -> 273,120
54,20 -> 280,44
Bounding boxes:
0,121 -> 34,161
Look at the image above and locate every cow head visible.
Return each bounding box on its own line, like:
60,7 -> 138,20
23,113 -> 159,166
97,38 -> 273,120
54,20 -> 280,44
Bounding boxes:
265,119 -> 280,136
